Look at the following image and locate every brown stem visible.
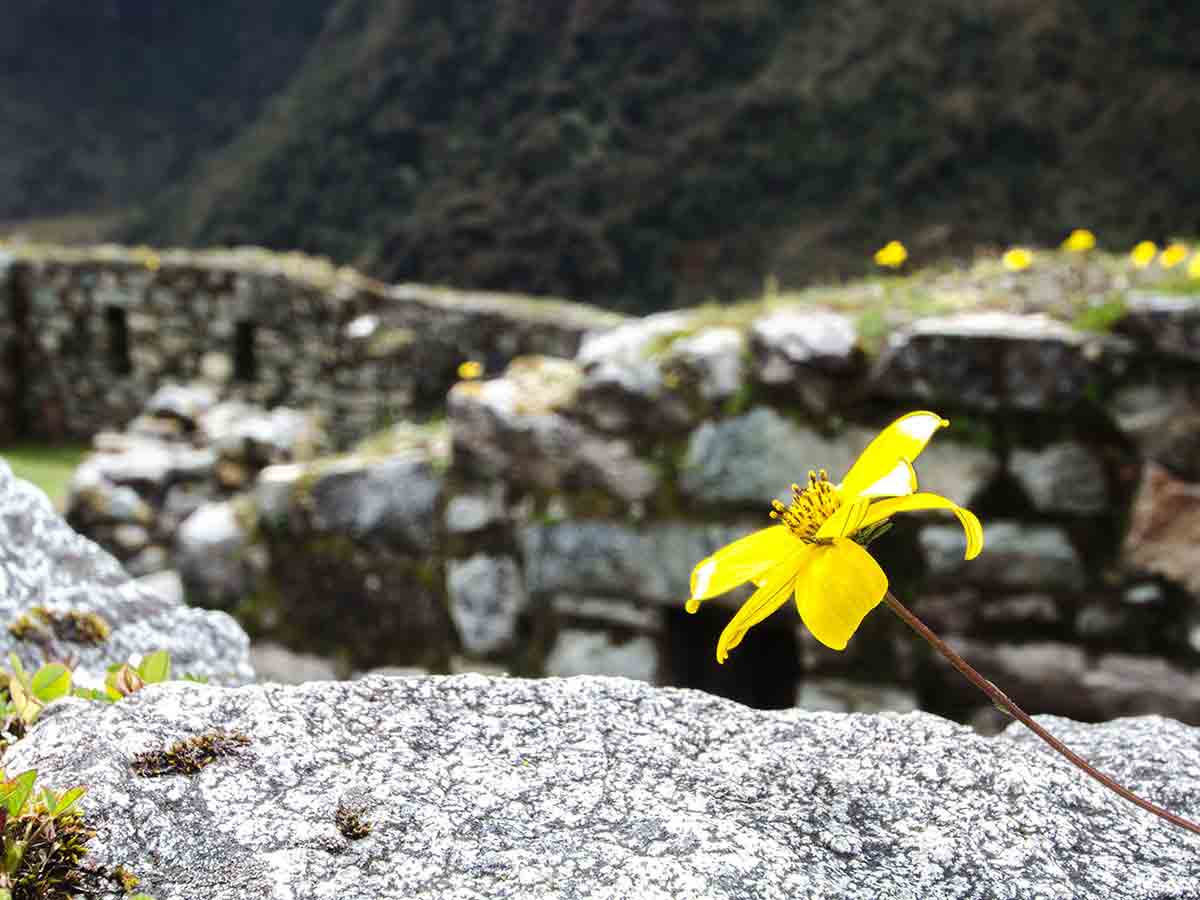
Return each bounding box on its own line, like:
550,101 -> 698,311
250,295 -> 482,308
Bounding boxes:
883,591 -> 1200,837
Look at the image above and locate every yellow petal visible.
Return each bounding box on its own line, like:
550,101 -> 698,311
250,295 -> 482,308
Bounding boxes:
794,540 -> 888,651
815,496 -> 871,539
838,412 -> 948,499
855,459 -> 918,498
859,493 -> 984,560
715,547 -> 811,662
688,525 -> 801,608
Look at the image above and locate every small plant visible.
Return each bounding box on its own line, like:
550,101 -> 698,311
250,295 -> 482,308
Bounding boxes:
1,656 -> 72,747
1,650 -> 184,749
0,768 -> 91,900
335,789 -> 374,840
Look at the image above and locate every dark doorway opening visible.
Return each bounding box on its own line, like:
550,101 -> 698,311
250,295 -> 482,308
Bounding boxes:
234,320 -> 257,382
662,604 -> 800,709
104,306 -> 131,376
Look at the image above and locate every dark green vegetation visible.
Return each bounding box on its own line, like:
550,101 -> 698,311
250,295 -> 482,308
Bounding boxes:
5,1 -> 1200,311
0,1 -> 327,221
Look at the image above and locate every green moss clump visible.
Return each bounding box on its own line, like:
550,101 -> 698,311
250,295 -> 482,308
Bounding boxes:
6,803 -> 94,899
131,730 -> 251,778
8,607 -> 111,645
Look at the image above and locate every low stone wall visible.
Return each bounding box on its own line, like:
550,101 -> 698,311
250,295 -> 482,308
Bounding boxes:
0,244 -> 624,446
77,284 -> 1200,727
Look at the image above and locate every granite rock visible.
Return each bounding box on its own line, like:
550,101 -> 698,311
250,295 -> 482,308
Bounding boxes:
175,501 -> 257,611
449,356 -> 659,505
679,407 -> 873,507
306,453 -> 441,554
447,554 -> 529,656
921,520 -> 1086,591
520,519 -> 758,607
543,630 -> 658,682
0,460 -> 253,688
1117,292 -> 1200,362
872,312 -> 1125,411
6,675 -> 1198,900
1011,441 -> 1109,515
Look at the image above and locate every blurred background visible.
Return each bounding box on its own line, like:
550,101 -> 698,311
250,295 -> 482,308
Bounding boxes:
2,1 -> 1199,729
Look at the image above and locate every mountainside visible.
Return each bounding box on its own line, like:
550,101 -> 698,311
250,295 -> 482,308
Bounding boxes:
7,1 -> 1200,311
0,0 -> 328,219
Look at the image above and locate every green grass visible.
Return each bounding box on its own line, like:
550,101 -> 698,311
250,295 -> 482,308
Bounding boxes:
1,444 -> 89,509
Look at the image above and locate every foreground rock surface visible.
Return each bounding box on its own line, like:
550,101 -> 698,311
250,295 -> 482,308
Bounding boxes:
0,460 -> 253,687
10,675 -> 1199,900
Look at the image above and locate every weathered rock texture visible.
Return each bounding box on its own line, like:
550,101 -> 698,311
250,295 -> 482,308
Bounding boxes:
7,675 -> 1200,899
0,459 -> 253,689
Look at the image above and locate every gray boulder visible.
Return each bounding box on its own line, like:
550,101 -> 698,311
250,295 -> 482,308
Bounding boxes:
175,500 -> 259,611
7,675 -> 1198,899
1118,292 -> 1200,362
0,459 -> 253,688
1011,441 -> 1109,515
872,312 -> 1126,411
448,356 -> 659,505
679,408 -> 874,507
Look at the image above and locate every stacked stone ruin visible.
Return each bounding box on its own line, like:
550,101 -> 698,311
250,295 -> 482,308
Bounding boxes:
3,244 -> 1200,727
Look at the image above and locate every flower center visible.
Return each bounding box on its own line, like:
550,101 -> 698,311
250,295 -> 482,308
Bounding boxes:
770,470 -> 841,541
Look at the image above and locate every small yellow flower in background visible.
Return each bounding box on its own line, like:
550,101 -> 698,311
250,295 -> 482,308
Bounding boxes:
457,360 -> 484,380
1001,247 -> 1034,271
873,240 -> 908,269
1189,252 -> 1200,280
1060,229 -> 1096,253
1130,240 -> 1158,268
131,246 -> 160,272
686,411 -> 982,662
1159,242 -> 1189,269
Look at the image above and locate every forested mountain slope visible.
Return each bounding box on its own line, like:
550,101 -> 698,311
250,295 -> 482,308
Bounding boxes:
6,1 -> 1199,311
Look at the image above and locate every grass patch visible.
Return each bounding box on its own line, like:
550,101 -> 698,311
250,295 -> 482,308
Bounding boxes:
1,444 -> 89,509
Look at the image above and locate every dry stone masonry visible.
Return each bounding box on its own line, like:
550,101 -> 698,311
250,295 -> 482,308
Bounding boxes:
5,244 -> 1200,727
0,244 -> 623,446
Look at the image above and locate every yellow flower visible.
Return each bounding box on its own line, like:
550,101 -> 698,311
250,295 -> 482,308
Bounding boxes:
1189,253 -> 1200,280
873,240 -> 908,269
685,411 -> 983,662
1060,229 -> 1096,253
1001,247 -> 1033,271
1130,240 -> 1158,268
1160,242 -> 1189,269
457,360 -> 484,380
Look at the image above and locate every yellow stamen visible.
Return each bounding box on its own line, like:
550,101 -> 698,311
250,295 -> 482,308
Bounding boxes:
767,470 -> 841,541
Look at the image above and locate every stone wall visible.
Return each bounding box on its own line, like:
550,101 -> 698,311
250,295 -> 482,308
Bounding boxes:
0,245 -> 624,446
79,287 -> 1200,728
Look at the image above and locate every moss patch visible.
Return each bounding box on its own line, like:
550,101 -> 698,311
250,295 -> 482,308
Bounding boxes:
8,607 -> 111,645
132,730 -> 251,777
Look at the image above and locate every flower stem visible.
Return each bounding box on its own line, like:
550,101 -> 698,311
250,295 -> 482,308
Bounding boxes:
883,590 -> 1200,837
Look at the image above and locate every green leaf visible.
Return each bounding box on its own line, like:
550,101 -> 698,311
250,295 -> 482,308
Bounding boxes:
2,838 -> 23,876
7,653 -> 27,683
42,785 -> 84,818
54,784 -> 85,817
137,650 -> 171,684
30,663 -> 71,703
4,770 -> 37,816
7,678 -> 40,725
